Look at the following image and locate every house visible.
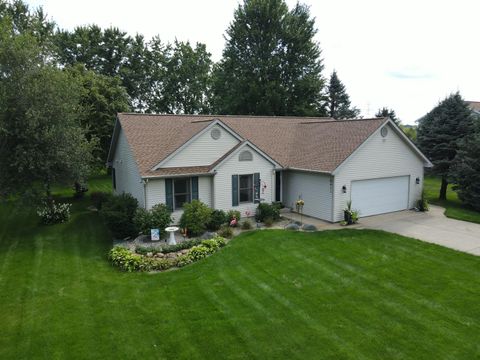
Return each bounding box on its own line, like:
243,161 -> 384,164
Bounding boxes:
467,101 -> 480,116
107,114 -> 432,223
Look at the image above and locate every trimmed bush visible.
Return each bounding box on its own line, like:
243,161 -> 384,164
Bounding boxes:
218,225 -> 234,238
133,203 -> 172,237
101,193 -> 138,239
179,200 -> 212,237
263,217 -> 274,227
207,209 -> 227,231
37,200 -> 72,225
109,246 -> 145,272
255,203 -> 280,222
241,220 -> 253,230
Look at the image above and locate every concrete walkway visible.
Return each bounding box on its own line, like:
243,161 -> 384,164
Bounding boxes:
283,206 -> 480,256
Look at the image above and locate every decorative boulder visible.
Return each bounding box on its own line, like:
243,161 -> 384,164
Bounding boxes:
302,224 -> 317,231
285,223 -> 300,231
200,231 -> 217,240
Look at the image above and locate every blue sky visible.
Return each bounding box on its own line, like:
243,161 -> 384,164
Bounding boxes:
27,0 -> 480,124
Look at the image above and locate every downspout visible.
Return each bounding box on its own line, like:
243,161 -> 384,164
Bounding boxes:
143,178 -> 149,209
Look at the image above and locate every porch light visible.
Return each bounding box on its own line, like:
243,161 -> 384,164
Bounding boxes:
342,185 -> 347,193
416,177 -> 420,184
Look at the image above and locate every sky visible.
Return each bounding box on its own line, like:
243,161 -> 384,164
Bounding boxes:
27,0 -> 480,124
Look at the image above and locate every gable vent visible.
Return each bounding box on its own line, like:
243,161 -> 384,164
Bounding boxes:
211,128 -> 221,140
239,150 -> 253,161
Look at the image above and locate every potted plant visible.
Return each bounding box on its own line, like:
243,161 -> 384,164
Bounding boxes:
295,198 -> 305,224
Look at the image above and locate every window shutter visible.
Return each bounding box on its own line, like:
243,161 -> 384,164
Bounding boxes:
112,168 -> 116,190
165,178 -> 173,211
191,177 -> 199,201
232,175 -> 239,207
254,173 -> 260,203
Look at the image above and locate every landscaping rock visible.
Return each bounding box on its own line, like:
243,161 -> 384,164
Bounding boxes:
146,252 -> 153,258
302,224 -> 317,231
200,231 -> 216,240
285,223 -> 300,231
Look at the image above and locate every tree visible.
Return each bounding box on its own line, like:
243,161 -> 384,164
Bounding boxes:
450,119 -> 480,211
67,65 -> 130,167
212,0 -> 325,116
326,70 -> 360,119
400,124 -> 417,142
376,107 -> 400,124
417,93 -> 474,200
0,19 -> 95,199
152,41 -> 212,114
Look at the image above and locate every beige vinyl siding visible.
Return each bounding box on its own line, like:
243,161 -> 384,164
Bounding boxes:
145,176 -> 213,224
112,128 -> 145,208
283,170 -> 333,222
162,125 -> 239,168
213,144 -> 275,216
333,123 -> 425,222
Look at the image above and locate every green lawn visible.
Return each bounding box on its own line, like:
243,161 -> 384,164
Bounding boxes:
424,176 -> 480,224
1,179 -> 479,359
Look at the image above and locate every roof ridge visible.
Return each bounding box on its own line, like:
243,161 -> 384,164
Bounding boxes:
118,112 -> 334,120
298,117 -> 387,125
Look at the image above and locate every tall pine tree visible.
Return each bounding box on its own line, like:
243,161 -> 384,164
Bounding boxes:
417,93 -> 474,200
212,0 -> 325,116
326,70 -> 360,119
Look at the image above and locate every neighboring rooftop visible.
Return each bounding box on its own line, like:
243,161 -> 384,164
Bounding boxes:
466,101 -> 480,114
114,113 -> 389,177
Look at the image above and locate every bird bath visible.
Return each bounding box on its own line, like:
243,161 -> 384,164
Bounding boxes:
165,226 -> 179,245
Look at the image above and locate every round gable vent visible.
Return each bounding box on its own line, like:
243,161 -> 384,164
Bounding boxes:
381,126 -> 388,137
211,128 -> 221,140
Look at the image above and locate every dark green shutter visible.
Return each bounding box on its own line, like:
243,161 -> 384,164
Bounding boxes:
232,175 -> 239,206
254,173 -> 260,203
191,177 -> 199,200
165,178 -> 173,211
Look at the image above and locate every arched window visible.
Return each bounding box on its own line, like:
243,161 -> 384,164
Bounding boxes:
239,150 -> 253,161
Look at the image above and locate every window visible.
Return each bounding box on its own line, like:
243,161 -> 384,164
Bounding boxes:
239,174 -> 253,203
174,178 -> 191,209
239,150 -> 253,161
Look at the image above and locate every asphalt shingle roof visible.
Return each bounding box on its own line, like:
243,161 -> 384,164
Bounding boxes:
116,113 -> 388,177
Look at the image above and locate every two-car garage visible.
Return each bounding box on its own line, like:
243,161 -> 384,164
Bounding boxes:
351,176 -> 410,217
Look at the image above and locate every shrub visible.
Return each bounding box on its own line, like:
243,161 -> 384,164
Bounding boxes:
207,209 -> 227,231
73,181 -> 88,199
272,201 -> 284,209
91,191 -> 111,210
255,203 -> 280,222
241,220 -> 253,230
263,217 -> 274,227
226,210 -> 241,223
109,246 -> 145,272
160,238 -> 203,254
133,203 -> 172,237
187,245 -> 211,261
101,193 -> 139,238
37,200 -> 72,225
417,191 -> 429,212
218,225 -> 234,238
178,200 -> 212,237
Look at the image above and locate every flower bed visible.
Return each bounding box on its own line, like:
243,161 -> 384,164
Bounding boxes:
109,236 -> 226,272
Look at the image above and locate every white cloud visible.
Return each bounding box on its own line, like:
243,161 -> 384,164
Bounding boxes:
27,0 -> 480,124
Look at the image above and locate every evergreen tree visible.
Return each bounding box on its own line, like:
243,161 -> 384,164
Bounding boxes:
376,107 -> 400,124
417,93 -> 474,200
326,70 -> 360,119
212,0 -> 325,116
450,119 -> 480,211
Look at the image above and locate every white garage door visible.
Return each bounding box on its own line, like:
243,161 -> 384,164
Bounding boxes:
351,176 -> 410,217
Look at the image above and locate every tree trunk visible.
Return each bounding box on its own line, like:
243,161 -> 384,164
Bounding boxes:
439,176 -> 448,201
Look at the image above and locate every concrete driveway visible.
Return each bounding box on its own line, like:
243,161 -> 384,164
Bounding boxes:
359,205 -> 480,256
